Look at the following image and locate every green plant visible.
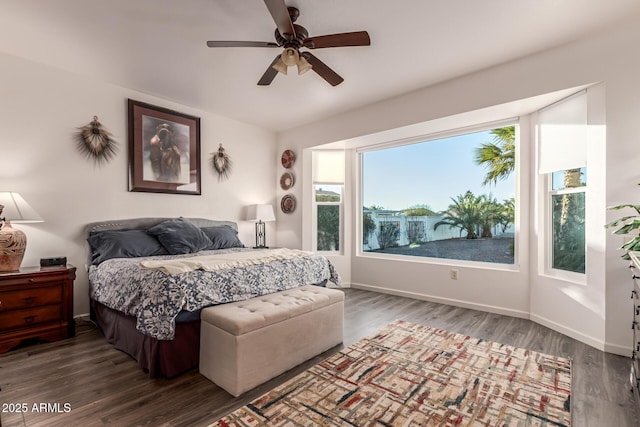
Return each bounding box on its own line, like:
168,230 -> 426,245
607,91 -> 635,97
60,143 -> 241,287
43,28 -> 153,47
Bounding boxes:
377,222 -> 399,249
606,201 -> 640,260
433,191 -> 481,239
362,212 -> 375,245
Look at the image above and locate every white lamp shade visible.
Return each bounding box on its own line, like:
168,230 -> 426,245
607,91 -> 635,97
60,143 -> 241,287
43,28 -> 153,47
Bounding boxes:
246,204 -> 275,222
0,192 -> 43,223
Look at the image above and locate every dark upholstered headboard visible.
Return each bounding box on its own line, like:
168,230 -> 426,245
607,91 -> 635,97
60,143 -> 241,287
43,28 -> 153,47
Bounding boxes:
85,217 -> 237,236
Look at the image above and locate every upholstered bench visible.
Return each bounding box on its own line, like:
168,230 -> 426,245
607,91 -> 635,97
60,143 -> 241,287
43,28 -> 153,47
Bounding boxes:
199,285 -> 344,396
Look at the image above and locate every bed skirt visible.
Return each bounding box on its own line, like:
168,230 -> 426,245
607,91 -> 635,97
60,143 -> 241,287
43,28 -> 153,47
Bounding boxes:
91,300 -> 200,378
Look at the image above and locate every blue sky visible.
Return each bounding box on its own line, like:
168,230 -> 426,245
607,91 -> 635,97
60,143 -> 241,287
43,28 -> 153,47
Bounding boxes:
362,130 -> 515,212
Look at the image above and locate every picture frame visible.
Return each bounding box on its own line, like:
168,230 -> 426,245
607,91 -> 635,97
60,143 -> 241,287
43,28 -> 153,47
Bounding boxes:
128,99 -> 201,195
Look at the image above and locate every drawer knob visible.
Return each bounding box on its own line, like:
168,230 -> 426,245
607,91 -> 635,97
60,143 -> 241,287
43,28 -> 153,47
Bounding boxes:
24,315 -> 35,324
23,296 -> 36,305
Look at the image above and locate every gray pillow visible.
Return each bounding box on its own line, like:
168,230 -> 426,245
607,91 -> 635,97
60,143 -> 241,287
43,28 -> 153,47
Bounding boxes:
88,229 -> 168,265
148,218 -> 213,255
201,225 -> 245,250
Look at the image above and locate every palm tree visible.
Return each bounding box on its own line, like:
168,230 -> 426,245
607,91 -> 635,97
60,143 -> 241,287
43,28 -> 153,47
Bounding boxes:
553,169 -> 586,272
496,197 -> 515,234
474,127 -> 516,238
558,168 -> 583,231
474,126 -> 515,186
477,194 -> 502,238
433,191 -> 481,239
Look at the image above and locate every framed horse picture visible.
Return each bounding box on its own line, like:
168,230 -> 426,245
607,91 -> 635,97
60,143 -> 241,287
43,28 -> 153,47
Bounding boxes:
128,99 -> 201,195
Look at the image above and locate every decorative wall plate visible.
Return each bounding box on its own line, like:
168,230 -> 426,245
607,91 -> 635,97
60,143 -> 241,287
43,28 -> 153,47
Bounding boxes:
281,149 -> 295,168
280,172 -> 295,190
281,194 -> 296,214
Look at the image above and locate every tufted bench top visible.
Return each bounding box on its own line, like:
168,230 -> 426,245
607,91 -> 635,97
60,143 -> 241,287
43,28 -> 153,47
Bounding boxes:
201,285 -> 344,336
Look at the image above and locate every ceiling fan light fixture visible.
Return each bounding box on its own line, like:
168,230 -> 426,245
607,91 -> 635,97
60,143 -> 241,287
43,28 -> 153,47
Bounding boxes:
272,56 -> 288,75
281,47 -> 299,67
206,3 -> 370,86
296,55 -> 312,75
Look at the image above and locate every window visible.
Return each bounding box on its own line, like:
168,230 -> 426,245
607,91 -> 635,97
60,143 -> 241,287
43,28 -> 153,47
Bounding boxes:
315,185 -> 342,251
360,123 -> 517,264
312,150 -> 345,253
538,91 -> 587,275
550,169 -> 586,273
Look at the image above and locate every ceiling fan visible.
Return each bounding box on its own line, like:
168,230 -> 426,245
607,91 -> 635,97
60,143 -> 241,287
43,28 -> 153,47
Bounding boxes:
206,0 -> 371,86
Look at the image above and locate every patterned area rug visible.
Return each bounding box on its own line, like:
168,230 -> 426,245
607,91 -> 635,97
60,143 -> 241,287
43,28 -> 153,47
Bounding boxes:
211,320 -> 571,426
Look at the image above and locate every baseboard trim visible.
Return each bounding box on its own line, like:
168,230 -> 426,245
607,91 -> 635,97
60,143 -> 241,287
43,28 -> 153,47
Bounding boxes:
350,282 -> 529,320
604,341 -> 632,357
529,313 -> 607,352
330,282 -> 351,289
350,283 -> 629,354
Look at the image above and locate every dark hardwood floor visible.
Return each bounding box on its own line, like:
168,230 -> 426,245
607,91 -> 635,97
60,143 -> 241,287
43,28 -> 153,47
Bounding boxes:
1,288 -> 637,426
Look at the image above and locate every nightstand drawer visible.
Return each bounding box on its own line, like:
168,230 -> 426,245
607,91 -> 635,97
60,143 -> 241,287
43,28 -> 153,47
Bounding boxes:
0,304 -> 63,331
0,265 -> 75,353
0,273 -> 65,287
0,286 -> 62,311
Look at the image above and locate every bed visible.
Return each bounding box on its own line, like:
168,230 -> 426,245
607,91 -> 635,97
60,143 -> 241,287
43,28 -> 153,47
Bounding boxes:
86,217 -> 341,378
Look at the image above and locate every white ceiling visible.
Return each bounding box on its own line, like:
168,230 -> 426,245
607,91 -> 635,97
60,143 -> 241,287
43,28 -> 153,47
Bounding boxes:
1,0 -> 639,132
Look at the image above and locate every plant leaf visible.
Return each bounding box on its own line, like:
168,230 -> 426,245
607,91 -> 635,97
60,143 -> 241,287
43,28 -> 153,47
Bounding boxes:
606,216 -> 640,229
614,221 -> 640,234
608,204 -> 640,215
621,238 -> 640,251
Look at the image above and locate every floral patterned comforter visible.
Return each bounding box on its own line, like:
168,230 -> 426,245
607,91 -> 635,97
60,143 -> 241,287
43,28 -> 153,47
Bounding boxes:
89,248 -> 341,340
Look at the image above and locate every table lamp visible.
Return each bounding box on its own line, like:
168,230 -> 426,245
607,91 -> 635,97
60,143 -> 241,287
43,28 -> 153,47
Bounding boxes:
246,204 -> 275,248
0,192 -> 44,272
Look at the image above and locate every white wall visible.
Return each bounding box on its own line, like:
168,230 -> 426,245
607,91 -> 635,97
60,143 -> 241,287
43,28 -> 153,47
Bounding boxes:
276,12 -> 640,354
0,53 -> 277,316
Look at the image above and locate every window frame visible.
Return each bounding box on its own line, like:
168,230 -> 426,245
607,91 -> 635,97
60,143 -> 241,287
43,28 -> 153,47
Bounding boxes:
544,170 -> 587,282
536,90 -> 590,284
355,119 -> 520,269
312,184 -> 344,254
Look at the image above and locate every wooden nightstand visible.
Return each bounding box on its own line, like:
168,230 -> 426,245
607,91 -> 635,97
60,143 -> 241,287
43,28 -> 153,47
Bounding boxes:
0,265 -> 76,353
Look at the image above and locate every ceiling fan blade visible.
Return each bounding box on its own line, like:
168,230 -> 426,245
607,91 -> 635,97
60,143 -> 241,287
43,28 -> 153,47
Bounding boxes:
264,0 -> 296,39
301,52 -> 344,86
257,55 -> 281,86
303,31 -> 371,49
207,41 -> 279,48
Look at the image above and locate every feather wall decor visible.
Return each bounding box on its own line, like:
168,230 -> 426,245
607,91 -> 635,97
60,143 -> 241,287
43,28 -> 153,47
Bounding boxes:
75,115 -> 118,165
211,143 -> 232,181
